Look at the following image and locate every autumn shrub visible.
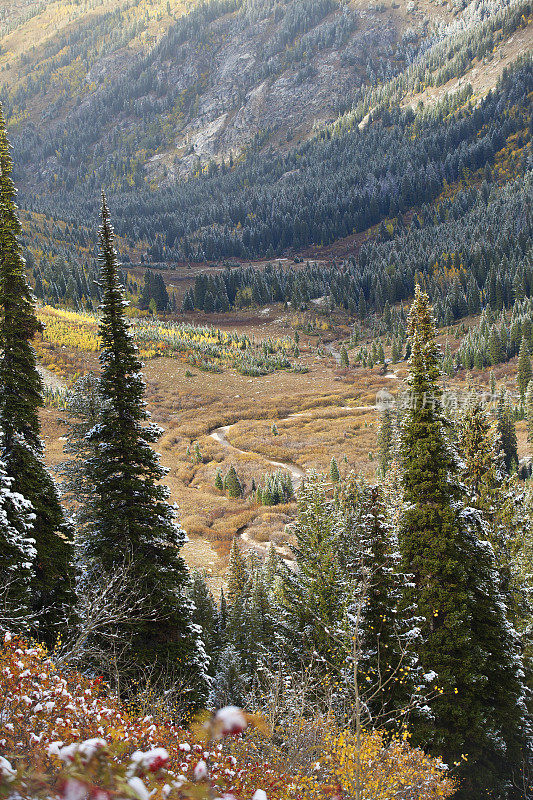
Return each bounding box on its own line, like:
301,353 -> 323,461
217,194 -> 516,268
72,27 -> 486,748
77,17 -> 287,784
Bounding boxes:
228,720 -> 456,800
0,633 -> 456,800
0,633 -> 284,800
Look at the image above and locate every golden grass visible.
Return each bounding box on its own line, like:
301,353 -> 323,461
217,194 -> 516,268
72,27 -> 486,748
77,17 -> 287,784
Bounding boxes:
37,309 -> 529,580
38,337 -> 391,572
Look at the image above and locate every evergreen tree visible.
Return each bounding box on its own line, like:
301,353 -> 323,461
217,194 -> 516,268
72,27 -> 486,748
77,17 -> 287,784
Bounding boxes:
497,390 -> 518,473
340,345 -> 349,367
219,587 -> 228,633
214,469 -> 224,490
211,645 -> 247,707
248,568 -> 275,672
329,456 -> 340,483
227,538 -> 247,604
336,478 -> 426,729
262,485 -> 274,505
193,441 -> 202,464
456,402 -> 503,505
377,408 -> 394,475
455,402 -> 527,621
264,543 -> 279,588
0,106 -> 74,644
84,195 -> 207,706
58,373 -> 104,546
526,380 -> 533,445
225,466 -> 242,498
189,570 -> 220,677
488,329 -> 502,366
282,475 -> 346,672
517,336 -> 532,397
399,286 -> 530,800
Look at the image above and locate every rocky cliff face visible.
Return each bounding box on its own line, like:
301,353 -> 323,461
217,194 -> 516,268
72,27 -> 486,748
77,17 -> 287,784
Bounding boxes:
3,0 -> 530,220
142,1 -> 411,183
2,0 -> 429,191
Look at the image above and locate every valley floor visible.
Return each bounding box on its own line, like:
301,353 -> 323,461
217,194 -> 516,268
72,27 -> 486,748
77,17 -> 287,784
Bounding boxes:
37,309 -> 531,587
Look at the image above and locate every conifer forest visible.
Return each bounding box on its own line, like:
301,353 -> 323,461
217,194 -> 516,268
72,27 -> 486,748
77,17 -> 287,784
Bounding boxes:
2,0 -> 533,797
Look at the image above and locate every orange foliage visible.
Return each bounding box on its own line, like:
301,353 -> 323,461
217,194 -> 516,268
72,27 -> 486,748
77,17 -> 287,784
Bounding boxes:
0,634 -> 457,800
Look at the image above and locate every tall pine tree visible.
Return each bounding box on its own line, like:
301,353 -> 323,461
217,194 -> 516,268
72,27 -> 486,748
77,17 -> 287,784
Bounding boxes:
84,195 -> 207,707
0,106 -> 74,644
400,285 -> 530,799
517,336 -> 532,398
336,477 -> 427,730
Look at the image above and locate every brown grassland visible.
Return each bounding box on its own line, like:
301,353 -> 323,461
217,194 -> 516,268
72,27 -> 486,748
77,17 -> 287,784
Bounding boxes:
37,309 -> 530,586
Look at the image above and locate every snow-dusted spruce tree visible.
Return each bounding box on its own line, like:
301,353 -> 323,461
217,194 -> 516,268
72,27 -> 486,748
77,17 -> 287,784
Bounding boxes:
83,195 -> 208,708
329,456 -> 340,483
455,402 -> 512,575
227,537 -> 247,603
399,285 -> 531,800
188,570 -> 221,678
0,105 -> 75,645
456,401 -> 533,634
497,389 -> 518,474
280,472 -> 426,729
376,407 -> 394,475
0,457 -> 36,632
281,474 -> 347,676
527,379 -> 533,444
517,335 -> 532,398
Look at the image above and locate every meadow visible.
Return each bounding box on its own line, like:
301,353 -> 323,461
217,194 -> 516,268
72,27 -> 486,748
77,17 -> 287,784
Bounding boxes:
37,304 -> 531,583
34,304 -> 299,381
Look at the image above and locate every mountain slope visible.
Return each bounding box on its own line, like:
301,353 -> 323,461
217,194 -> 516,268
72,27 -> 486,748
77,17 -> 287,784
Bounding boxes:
4,0 -> 429,191
1,0 -> 532,279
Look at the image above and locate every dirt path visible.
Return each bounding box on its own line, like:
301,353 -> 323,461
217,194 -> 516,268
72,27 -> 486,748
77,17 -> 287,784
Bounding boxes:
209,400 -> 384,492
209,402 -> 380,558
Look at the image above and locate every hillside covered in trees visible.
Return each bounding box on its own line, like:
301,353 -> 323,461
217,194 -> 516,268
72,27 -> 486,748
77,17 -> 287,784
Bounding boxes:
3,100 -> 533,797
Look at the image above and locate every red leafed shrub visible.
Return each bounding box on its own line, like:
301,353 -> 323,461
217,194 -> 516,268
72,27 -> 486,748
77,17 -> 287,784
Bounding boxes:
0,632 -> 285,800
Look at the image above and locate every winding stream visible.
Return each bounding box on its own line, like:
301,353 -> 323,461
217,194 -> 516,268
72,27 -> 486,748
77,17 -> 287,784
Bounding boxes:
208,362 -> 400,554
208,405 -> 379,493
209,406 -> 372,557
210,422 -> 306,490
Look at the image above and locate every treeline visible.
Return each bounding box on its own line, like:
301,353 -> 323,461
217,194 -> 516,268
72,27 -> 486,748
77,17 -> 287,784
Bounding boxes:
333,0 -> 532,135
183,149 -> 533,327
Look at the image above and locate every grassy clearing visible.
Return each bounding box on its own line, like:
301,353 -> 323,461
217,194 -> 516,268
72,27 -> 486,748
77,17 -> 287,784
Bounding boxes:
37,307 -> 527,579
35,305 -> 299,383
38,329 -> 392,572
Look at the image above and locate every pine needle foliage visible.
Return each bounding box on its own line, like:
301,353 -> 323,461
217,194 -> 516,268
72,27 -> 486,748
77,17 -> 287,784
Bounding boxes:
517,336 -> 533,397
496,390 -> 518,474
329,457 -> 340,483
84,195 -> 207,707
0,105 -> 74,644
224,466 -> 242,498
526,380 -> 533,444
399,285 -> 530,800
257,469 -> 293,505
0,458 -> 36,631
